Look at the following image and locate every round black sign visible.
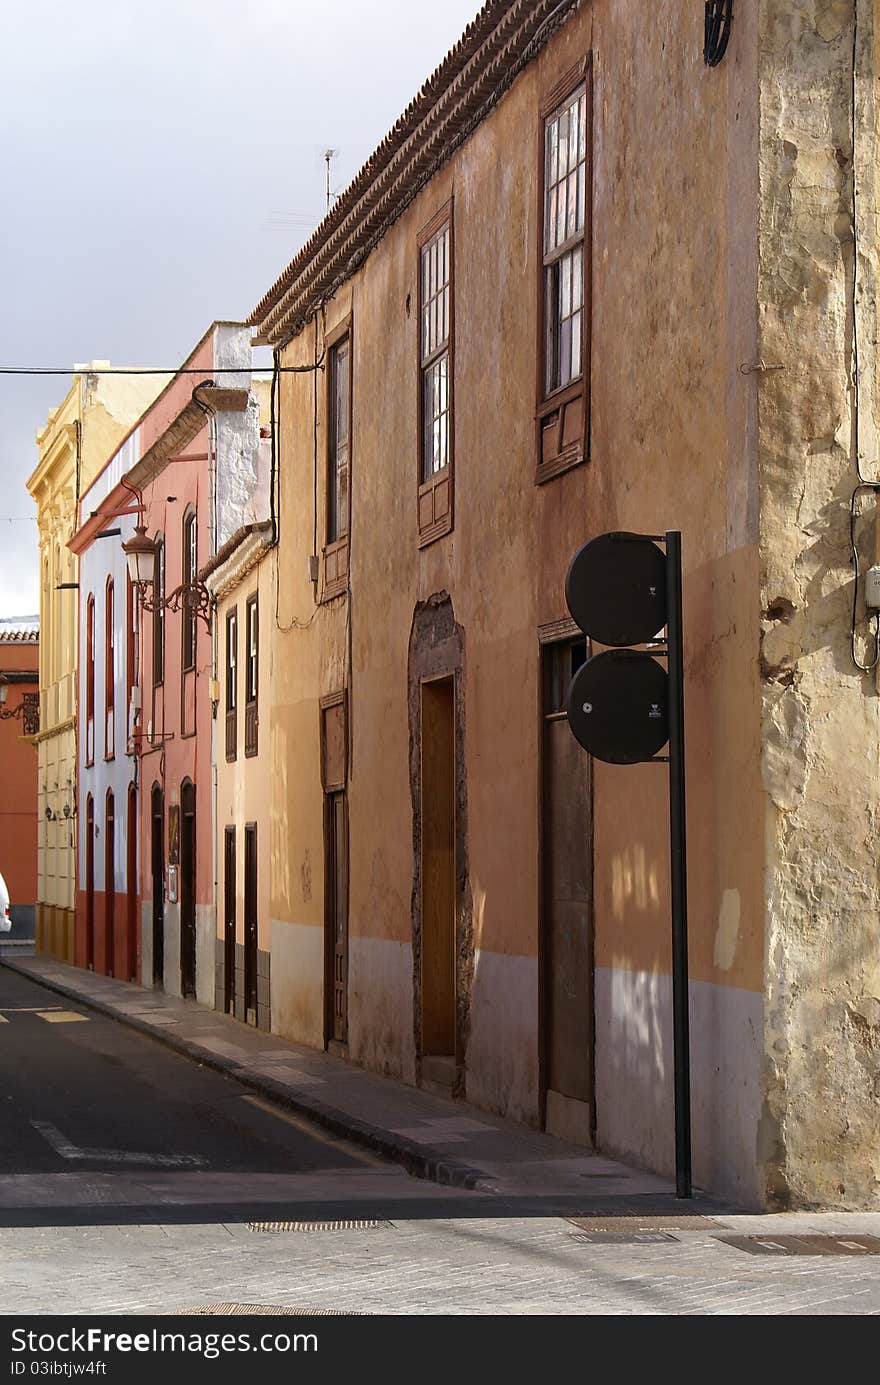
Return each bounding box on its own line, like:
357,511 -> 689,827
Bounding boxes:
566,650 -> 669,764
565,532 -> 667,647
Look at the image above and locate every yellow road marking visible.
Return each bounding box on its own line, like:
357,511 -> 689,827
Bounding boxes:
0,1015 -> 7,1023
36,1011 -> 88,1024
241,1094 -> 385,1168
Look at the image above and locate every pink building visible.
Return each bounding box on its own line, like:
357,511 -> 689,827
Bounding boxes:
71,324 -> 265,996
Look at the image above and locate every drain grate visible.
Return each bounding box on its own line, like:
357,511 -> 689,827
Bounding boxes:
246,1219 -> 389,1234
177,1305 -> 360,1315
567,1214 -> 722,1233
570,1230 -> 679,1245
717,1234 -> 880,1257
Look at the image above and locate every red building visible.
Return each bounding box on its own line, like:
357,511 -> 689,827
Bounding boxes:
0,618 -> 39,938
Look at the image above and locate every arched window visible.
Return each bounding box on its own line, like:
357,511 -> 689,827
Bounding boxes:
153,533 -> 165,688
104,578 -> 115,758
85,595 -> 95,765
126,573 -> 138,745
182,509 -> 197,672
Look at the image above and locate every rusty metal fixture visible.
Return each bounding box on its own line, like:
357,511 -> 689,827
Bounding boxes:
0,680 -> 39,733
137,577 -> 213,628
704,0 -> 733,67
124,526 -> 213,627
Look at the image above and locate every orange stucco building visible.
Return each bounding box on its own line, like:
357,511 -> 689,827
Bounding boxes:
0,620 -> 39,936
243,0 -> 880,1209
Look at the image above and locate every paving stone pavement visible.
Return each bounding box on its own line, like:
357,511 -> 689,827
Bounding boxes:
5,1213 -> 880,1315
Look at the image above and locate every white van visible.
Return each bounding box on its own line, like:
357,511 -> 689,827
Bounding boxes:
0,871 -> 11,933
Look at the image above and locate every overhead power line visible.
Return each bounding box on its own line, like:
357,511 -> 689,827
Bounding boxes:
0,365 -> 317,376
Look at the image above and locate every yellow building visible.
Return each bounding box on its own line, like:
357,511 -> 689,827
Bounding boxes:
26,364 -> 161,960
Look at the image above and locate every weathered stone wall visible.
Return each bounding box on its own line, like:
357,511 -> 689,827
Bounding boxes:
757,0 -> 880,1208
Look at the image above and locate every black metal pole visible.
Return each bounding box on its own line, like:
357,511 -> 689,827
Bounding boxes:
665,530 -> 692,1198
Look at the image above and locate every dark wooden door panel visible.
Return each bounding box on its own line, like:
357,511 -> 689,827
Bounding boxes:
542,638 -> 593,1115
325,792 -> 348,1045
244,823 -> 258,1023
224,827 -> 236,1014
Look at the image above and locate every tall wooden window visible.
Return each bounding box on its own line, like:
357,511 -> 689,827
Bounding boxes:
85,594 -> 95,766
182,510 -> 197,671
126,574 -> 138,747
225,607 -> 237,762
152,535 -> 164,688
245,595 -> 259,758
537,63 -> 591,483
418,203 -> 454,546
104,579 -> 115,758
327,337 -> 350,544
323,323 -> 351,599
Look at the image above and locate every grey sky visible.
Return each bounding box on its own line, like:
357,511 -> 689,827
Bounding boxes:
0,0 -> 481,617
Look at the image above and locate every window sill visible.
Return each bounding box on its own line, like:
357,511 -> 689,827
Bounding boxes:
322,537 -> 349,602
535,448 -> 587,485
418,512 -> 453,549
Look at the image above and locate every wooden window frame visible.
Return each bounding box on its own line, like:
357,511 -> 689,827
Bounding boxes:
85,594 -> 95,767
152,534 -> 164,689
535,56 -> 592,486
417,199 -> 455,547
104,578 -> 115,761
322,316 -> 352,601
126,573 -> 137,750
225,607 -> 237,763
319,689 -> 348,792
244,594 -> 258,759
181,507 -> 197,673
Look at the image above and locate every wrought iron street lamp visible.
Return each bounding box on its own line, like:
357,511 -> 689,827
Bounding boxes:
0,676 -> 40,733
122,525 -> 213,627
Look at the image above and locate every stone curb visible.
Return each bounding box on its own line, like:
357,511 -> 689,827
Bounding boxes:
0,957 -> 493,1194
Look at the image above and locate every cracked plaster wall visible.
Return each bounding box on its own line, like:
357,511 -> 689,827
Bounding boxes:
757,0 -> 880,1207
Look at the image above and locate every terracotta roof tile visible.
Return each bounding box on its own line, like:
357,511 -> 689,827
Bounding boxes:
249,0 -> 578,345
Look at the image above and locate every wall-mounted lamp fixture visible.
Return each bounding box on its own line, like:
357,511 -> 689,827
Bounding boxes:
122,525 -> 213,627
704,0 -> 732,66
0,677 -> 40,734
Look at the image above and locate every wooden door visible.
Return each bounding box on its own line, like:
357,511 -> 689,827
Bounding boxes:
104,791 -> 115,977
325,792 -> 348,1044
224,826 -> 236,1014
244,823 -> 258,1023
85,794 -> 94,970
541,638 -> 594,1143
126,784 -> 137,982
151,785 -> 164,986
180,780 -> 196,998
420,677 -> 456,1057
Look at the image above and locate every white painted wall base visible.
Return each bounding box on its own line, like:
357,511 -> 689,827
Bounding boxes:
195,904 -> 214,1007
466,949 -> 539,1124
594,966 -> 763,1208
348,934 -> 416,1084
270,918 -> 324,1048
163,903 -> 181,999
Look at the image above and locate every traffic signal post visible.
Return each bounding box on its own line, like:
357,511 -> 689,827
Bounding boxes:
565,530 -> 691,1199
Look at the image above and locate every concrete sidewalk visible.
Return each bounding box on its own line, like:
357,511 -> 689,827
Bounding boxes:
2,952 -> 699,1211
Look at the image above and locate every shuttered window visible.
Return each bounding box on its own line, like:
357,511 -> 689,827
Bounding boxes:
417,202 -> 454,546
536,62 -> 591,483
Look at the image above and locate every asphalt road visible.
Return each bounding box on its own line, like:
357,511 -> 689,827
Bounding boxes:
0,965 -> 377,1183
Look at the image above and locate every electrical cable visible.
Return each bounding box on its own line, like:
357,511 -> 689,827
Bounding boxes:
0,365 -> 322,376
